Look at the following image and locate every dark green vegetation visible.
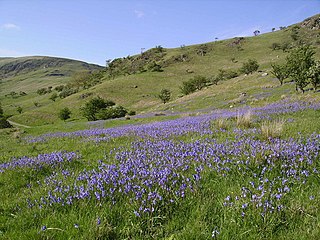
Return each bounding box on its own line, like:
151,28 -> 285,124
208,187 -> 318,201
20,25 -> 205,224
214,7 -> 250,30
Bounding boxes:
1,14 -> 320,239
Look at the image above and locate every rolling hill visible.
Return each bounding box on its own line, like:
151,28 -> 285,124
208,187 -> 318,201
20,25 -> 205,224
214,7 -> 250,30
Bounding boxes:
2,14 -> 320,126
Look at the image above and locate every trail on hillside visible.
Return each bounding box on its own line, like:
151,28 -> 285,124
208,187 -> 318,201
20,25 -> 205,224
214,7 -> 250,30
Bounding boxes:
8,120 -> 32,128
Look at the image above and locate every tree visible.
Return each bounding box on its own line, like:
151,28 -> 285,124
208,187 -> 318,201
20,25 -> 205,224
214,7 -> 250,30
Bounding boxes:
272,27 -> 276,32
271,63 -> 289,85
58,107 -> 71,121
286,45 -> 315,93
253,30 -> 260,36
81,97 -> 115,121
158,89 -> 171,104
308,60 -> 320,91
240,59 -> 259,74
69,71 -> 91,89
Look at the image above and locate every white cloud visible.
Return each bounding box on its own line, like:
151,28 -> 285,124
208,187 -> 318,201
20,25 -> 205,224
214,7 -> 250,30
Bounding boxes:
134,10 -> 145,19
1,23 -> 20,30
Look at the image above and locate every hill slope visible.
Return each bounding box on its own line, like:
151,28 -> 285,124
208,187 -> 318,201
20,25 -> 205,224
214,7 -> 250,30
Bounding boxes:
0,56 -> 103,95
4,14 -> 320,126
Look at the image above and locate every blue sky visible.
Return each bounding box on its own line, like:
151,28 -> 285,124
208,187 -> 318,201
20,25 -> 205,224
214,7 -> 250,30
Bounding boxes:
0,0 -> 319,66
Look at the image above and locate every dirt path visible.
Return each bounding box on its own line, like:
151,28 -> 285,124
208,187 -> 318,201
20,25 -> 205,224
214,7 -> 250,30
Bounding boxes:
8,120 -> 32,128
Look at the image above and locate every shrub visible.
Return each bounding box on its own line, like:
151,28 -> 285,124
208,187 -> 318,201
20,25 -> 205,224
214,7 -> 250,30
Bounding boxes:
236,111 -> 252,128
240,59 -> 259,74
191,75 -> 208,90
16,106 -> 23,114
81,97 -> 115,121
180,76 -> 208,95
49,93 -> 58,102
54,85 -> 65,92
271,42 -> 281,50
36,88 -> 48,95
59,87 -> 78,99
261,119 -> 285,139
127,110 -> 136,116
58,107 -> 72,121
158,89 -> 171,104
0,117 -> 12,129
96,106 -> 127,120
180,80 -> 197,95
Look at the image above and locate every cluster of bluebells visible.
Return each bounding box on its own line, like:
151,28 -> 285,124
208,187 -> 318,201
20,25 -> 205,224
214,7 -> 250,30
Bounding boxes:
25,100 -> 320,143
14,99 -> 320,222
0,151 -> 80,173
223,134 -> 320,217
30,129 -> 320,219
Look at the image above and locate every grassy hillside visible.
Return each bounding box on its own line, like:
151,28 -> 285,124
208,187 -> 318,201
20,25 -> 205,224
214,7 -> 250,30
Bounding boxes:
0,56 -> 103,120
3,15 -> 320,126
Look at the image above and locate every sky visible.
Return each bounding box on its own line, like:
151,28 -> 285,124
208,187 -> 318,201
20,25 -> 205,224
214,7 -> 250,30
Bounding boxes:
0,0 -> 319,66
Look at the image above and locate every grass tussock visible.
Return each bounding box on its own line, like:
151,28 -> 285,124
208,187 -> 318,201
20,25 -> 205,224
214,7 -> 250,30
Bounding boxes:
215,118 -> 229,130
236,111 -> 252,128
261,119 -> 285,139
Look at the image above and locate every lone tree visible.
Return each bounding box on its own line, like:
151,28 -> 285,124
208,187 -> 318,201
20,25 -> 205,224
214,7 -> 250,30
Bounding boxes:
271,63 -> 289,85
253,30 -> 260,36
286,45 -> 315,93
240,59 -> 259,74
58,107 -> 71,121
158,89 -> 171,104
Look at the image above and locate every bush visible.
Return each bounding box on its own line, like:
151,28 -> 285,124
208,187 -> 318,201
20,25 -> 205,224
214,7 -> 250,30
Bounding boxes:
191,75 -> 208,90
180,76 -> 208,95
59,88 -> 78,99
0,117 -> 12,129
49,93 -> 58,102
81,97 -> 115,121
58,107 -> 71,121
240,59 -> 259,74
96,106 -> 128,120
54,85 -> 65,92
158,89 -> 171,104
36,88 -> 47,95
271,43 -> 281,50
127,110 -> 136,116
16,106 -> 23,114
180,80 -> 197,95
